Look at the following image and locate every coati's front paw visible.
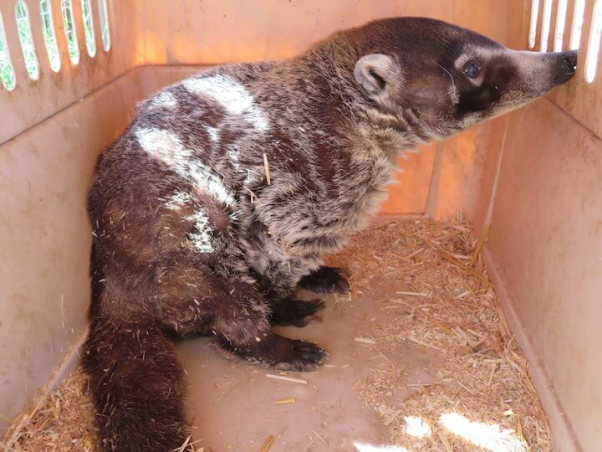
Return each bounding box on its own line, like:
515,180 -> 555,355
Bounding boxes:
273,338 -> 328,372
298,266 -> 350,294
220,333 -> 327,371
270,298 -> 325,327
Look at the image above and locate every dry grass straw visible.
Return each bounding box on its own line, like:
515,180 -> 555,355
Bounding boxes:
265,374 -> 308,385
327,215 -> 552,451
259,434 -> 275,452
262,153 -> 271,186
2,369 -> 97,451
2,216 -> 552,451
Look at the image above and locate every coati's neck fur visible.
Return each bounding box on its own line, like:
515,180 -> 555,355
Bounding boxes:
280,35 -> 433,157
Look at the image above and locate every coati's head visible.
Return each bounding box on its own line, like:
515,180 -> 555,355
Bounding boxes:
349,17 -> 576,140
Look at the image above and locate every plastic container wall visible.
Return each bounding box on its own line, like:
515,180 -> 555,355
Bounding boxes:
1,1 -> 600,450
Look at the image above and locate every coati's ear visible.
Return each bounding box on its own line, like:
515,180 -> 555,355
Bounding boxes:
354,54 -> 401,96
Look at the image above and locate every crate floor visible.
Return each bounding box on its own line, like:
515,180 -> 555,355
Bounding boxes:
4,218 -> 552,451
177,285 -> 402,450
178,218 -> 552,451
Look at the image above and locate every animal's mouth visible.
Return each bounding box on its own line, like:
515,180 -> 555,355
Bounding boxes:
553,50 -> 578,85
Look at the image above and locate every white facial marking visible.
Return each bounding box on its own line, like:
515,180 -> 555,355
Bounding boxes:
136,127 -> 235,207
454,54 -> 472,72
461,112 -> 481,128
182,75 -> 270,132
448,84 -> 459,105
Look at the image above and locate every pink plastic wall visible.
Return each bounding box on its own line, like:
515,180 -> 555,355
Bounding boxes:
1,1 -> 600,450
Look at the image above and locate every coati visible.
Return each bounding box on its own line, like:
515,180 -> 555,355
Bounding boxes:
83,17 -> 576,451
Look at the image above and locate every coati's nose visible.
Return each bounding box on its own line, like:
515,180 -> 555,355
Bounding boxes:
563,50 -> 578,73
552,50 -> 577,84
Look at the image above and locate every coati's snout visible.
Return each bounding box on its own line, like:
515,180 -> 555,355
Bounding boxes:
551,50 -> 578,84
350,18 -> 577,140
513,50 -> 577,96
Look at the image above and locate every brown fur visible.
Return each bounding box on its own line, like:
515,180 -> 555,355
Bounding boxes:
82,17 -> 576,450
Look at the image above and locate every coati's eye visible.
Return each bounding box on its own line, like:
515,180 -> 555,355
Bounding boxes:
463,61 -> 481,79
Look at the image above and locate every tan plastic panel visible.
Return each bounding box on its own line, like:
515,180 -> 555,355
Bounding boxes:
0,0 -> 137,145
487,99 -> 602,451
454,0 -> 530,49
134,0 -> 525,65
0,70 -> 136,424
135,0 -> 457,65
426,117 -> 509,222
380,144 -> 438,215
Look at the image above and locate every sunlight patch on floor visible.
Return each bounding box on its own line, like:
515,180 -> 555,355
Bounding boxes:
440,412 -> 526,452
403,415 -> 432,438
354,442 -> 410,452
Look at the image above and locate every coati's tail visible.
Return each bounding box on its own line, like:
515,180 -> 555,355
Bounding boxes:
82,316 -> 190,451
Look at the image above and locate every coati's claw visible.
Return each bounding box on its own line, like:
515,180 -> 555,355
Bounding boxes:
298,266 -> 351,294
270,298 -> 325,327
274,340 -> 328,371
219,333 -> 327,371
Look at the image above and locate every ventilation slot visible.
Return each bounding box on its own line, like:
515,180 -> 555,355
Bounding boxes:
540,0 -> 554,52
529,0 -> 541,49
570,0 -> 587,50
61,0 -> 80,64
585,0 -> 602,82
40,0 -> 61,72
16,0 -> 40,80
0,11 -> 16,90
82,0 -> 96,57
554,0 -> 569,51
98,0 -> 110,51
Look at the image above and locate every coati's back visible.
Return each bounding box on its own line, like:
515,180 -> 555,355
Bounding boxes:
83,17 -> 576,451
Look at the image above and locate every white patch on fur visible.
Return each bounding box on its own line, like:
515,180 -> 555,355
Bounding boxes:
150,91 -> 177,109
228,153 -> 240,168
187,209 -> 214,253
448,84 -> 460,105
197,175 -> 236,207
244,169 -> 254,184
165,191 -> 192,211
136,128 -> 235,207
182,75 -> 270,132
205,126 -> 220,143
136,128 -> 183,164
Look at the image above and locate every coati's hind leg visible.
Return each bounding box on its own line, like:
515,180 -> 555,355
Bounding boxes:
150,258 -> 327,370
269,266 -> 349,327
298,266 -> 351,294
250,266 -> 327,328
209,283 -> 327,370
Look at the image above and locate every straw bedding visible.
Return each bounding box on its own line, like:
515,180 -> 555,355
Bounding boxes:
2,217 -> 552,451
327,216 -> 552,451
